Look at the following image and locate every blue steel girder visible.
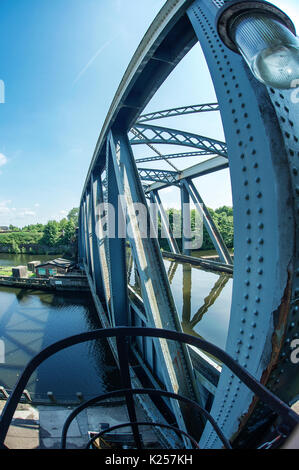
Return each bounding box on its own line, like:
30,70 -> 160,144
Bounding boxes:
79,0 -> 299,450
137,102 -> 219,123
130,124 -> 228,157
135,150 -> 215,163
138,168 -> 179,184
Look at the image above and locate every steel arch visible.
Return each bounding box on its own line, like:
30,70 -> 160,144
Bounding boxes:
130,123 -> 228,157
78,0 -> 299,449
137,102 -> 219,123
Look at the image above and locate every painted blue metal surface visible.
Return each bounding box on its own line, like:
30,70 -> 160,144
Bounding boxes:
130,124 -> 228,157
78,0 -> 299,449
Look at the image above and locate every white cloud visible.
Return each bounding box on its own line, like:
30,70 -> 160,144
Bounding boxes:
18,210 -> 36,217
0,153 -> 7,168
34,203 -> 40,208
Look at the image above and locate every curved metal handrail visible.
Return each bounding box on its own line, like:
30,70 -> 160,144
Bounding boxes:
86,421 -> 200,449
0,327 -> 298,449
60,388 -> 232,449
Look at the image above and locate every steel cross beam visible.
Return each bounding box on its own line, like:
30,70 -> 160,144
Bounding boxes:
138,168 -> 179,184
144,156 -> 229,193
130,124 -> 228,157
79,0 -> 299,450
135,150 -> 215,164
130,127 -> 179,171
137,102 -> 219,123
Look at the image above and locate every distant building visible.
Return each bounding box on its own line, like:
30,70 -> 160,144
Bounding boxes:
12,266 -> 28,278
0,226 -> 9,232
35,258 -> 75,278
27,261 -> 41,272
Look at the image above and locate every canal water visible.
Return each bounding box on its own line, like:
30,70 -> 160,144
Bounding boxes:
0,253 -> 121,402
0,253 -> 232,402
128,255 -> 233,350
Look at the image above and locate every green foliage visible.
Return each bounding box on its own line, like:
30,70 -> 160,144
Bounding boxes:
9,224 -> 20,231
62,220 -> 76,245
157,206 -> 234,252
67,208 -> 79,225
42,220 -> 60,247
0,208 -> 79,254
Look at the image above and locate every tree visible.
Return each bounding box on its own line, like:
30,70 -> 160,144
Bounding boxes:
67,208 -> 79,226
42,220 -> 60,247
62,220 -> 76,245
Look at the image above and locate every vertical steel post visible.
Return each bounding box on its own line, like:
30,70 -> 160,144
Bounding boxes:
152,189 -> 180,254
182,178 -> 233,264
107,129 -> 204,440
180,181 -> 191,256
90,173 -> 106,301
106,141 -> 130,326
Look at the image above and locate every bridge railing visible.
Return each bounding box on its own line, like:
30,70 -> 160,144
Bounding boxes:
0,327 -> 298,449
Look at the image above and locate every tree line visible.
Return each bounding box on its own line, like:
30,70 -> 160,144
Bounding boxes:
159,205 -> 234,252
0,208 -> 79,253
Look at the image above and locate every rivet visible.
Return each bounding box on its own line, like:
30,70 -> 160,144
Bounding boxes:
240,329 -> 244,334
257,192 -> 262,198
252,322 -> 257,328
255,297 -> 261,303
246,209 -> 251,215
256,177 -> 261,183
258,223 -> 264,229
246,267 -> 251,273
257,283 -> 262,289
258,238 -> 264,245
259,257 -> 264,263
243,306 -> 248,312
258,207 -> 263,214
246,255 -> 251,261
247,238 -> 252,244
241,318 -> 246,323
258,269 -> 263,275
244,294 -> 249,299
295,186 -> 299,195
246,223 -> 251,229
245,194 -> 250,200
245,280 -> 250,286
254,310 -> 259,316
250,333 -> 255,339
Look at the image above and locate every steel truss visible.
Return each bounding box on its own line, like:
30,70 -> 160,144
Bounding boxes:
78,0 -> 299,449
137,102 -> 219,123
130,123 -> 228,157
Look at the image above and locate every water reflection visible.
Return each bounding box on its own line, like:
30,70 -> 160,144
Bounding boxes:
0,282 -> 120,401
181,264 -> 230,339
128,252 -> 232,350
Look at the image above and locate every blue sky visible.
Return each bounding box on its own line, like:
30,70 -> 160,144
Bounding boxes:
0,0 -> 298,226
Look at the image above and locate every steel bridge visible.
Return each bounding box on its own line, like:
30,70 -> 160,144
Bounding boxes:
77,0 -> 299,449
1,0 -> 299,450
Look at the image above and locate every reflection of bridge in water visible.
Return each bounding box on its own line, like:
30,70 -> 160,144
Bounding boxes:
1,0 -> 299,450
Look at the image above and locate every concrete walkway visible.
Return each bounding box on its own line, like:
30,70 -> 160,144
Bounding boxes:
0,401 -> 160,449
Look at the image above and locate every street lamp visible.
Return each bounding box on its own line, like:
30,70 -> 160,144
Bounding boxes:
217,1 -> 299,89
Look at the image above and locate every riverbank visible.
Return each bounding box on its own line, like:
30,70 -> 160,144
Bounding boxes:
0,273 -> 89,292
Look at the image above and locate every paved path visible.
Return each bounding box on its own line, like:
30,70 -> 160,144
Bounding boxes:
0,401 -> 160,449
